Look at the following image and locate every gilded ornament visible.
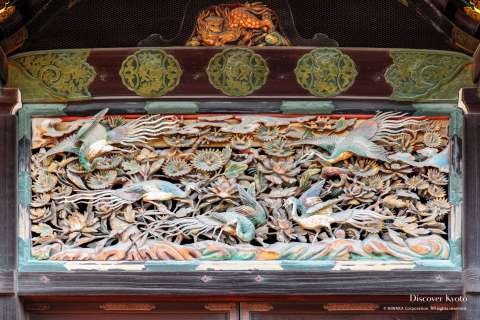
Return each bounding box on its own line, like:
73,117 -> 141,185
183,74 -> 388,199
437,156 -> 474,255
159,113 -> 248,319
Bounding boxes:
207,48 -> 269,96
294,48 -> 358,97
9,50 -> 96,100
119,49 -> 182,97
385,50 -> 472,100
187,2 -> 289,47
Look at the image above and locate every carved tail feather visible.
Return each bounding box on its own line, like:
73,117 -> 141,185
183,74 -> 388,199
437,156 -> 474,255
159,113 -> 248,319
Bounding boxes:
369,112 -> 425,144
108,115 -> 178,146
63,189 -> 132,212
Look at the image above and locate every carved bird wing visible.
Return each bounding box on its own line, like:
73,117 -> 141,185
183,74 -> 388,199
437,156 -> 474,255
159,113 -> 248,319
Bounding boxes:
40,135 -> 80,160
232,205 -> 258,218
237,185 -> 258,208
335,136 -> 389,162
299,180 -> 325,208
290,135 -> 341,153
305,198 -> 342,216
76,108 -> 109,141
236,185 -> 266,225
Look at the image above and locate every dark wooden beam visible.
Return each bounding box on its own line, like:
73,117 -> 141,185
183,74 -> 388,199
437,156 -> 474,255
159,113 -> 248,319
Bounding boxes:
17,271 -> 463,296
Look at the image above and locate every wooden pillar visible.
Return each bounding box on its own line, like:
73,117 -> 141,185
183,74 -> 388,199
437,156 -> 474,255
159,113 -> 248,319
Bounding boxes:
0,88 -> 23,320
461,87 -> 480,320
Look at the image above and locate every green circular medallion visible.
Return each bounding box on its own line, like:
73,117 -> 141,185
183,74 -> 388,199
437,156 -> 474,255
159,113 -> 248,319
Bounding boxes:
207,48 -> 269,96
119,49 -> 182,97
295,48 -> 357,97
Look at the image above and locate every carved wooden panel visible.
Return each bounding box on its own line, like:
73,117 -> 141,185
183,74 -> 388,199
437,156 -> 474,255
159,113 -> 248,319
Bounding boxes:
16,103 -> 462,272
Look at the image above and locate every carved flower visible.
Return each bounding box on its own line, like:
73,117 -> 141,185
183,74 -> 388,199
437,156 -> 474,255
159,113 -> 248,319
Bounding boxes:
206,128 -> 231,142
347,159 -> 380,177
163,135 -> 197,147
31,193 -> 51,208
86,170 -> 117,189
32,172 -> 58,193
31,207 -> 52,223
60,211 -> 100,241
268,210 -> 297,243
257,156 -> 301,185
192,149 -> 226,172
423,130 -> 442,148
262,139 -> 294,157
425,169 -> 448,186
256,126 -> 281,142
342,183 -> 376,206
94,156 -> 123,170
427,198 -> 451,220
231,134 -> 252,150
163,158 -> 192,177
427,185 -> 446,198
381,162 -> 413,180
405,175 -> 426,190
67,160 -> 91,174
362,175 -> 384,192
391,133 -> 415,153
202,177 -> 238,205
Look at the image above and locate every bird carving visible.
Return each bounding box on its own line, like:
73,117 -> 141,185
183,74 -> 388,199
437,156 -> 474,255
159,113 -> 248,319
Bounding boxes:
292,112 -> 424,164
64,180 -> 189,213
291,180 -> 342,218
285,197 -> 391,239
40,108 -> 178,170
201,185 -> 267,242
158,185 -> 266,243
389,145 -> 449,173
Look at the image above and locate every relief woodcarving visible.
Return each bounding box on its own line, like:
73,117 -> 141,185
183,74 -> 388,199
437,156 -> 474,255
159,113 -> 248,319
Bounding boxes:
186,2 -> 290,46
29,110 -> 452,261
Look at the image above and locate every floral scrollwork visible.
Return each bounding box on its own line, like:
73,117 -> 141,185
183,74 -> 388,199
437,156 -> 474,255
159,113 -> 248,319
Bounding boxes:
119,49 -> 182,97
294,48 -> 358,97
11,50 -> 96,100
207,48 -> 269,96
385,50 -> 472,100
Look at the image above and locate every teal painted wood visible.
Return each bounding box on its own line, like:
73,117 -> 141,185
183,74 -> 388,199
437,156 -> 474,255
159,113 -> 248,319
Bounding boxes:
280,101 -> 335,114
144,101 -> 199,114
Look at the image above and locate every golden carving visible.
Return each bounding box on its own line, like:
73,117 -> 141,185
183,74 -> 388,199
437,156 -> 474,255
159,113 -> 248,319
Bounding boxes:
187,2 -> 289,46
8,50 -> 96,101
207,48 -> 269,96
119,49 -> 182,97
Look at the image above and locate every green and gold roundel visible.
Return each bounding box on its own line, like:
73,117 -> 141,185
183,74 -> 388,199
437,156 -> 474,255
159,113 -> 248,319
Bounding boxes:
119,49 -> 182,97
207,48 -> 269,96
295,48 -> 357,97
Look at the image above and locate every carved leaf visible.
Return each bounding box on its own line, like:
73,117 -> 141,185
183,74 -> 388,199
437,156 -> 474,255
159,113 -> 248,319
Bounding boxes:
224,163 -> 248,179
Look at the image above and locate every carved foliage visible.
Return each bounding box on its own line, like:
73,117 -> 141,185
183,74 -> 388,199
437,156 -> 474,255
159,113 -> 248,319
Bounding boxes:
10,50 -> 96,100
295,48 -> 358,97
207,48 -> 269,96
119,49 -> 182,97
385,50 -> 472,100
29,112 -> 453,262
